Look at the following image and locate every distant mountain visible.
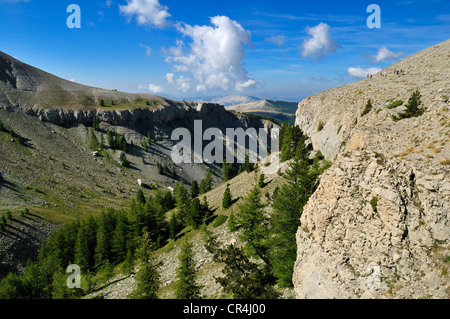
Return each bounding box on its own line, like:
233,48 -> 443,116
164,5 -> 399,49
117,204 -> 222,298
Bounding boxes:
226,99 -> 299,124
194,95 -> 260,106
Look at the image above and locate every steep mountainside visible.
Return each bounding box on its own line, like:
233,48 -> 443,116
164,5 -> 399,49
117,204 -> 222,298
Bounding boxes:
0,52 -> 276,279
293,40 -> 450,298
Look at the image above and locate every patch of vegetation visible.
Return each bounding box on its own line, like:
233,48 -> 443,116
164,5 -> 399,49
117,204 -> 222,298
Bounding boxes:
213,215 -> 228,228
280,121 -> 309,162
392,89 -> 425,121
0,189 -> 176,299
370,197 -> 378,213
387,100 -> 403,109
106,129 -> 128,152
361,99 -> 373,117
222,184 -> 232,209
317,121 -> 324,132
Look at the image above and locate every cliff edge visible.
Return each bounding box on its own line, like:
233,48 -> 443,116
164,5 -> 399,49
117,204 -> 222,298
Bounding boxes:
293,40 -> 450,298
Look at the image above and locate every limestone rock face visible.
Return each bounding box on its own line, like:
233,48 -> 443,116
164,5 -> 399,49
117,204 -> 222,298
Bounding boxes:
293,40 -> 450,299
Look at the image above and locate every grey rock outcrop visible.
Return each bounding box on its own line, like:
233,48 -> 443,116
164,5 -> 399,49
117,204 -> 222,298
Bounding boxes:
293,40 -> 450,298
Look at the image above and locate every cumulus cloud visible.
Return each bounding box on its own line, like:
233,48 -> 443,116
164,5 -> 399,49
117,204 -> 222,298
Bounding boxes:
148,84 -> 164,93
265,35 -> 285,47
165,73 -> 175,84
301,22 -> 340,61
174,75 -> 191,92
165,16 -> 258,93
371,46 -> 403,63
119,0 -> 171,28
347,67 -> 382,79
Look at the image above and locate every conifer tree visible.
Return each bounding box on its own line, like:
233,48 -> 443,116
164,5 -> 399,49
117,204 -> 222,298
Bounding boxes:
136,188 -> 146,205
399,89 -> 425,119
190,181 -> 200,199
129,232 -> 160,299
204,234 -> 278,299
187,198 -> 202,229
269,150 -> 317,287
258,173 -> 265,188
280,123 -> 293,162
222,184 -> 232,209
175,238 -> 202,299
235,184 -> 269,265
112,212 -> 129,263
74,216 -> 98,272
199,179 -> 207,194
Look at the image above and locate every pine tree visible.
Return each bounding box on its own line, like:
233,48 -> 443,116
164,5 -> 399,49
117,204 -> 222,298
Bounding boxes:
187,198 -> 202,229
222,184 -> 232,209
243,153 -> 254,173
199,179 -> 207,195
205,169 -> 213,191
169,213 -> 179,240
190,181 -> 199,199
280,123 -> 293,162
228,211 -> 237,232
361,99 -> 373,117
235,184 -> 269,264
74,216 -> 98,272
269,151 -> 317,287
129,232 -> 160,299
175,238 -> 202,299
399,89 -> 425,119
204,235 -> 278,299
222,159 -> 235,181
136,189 -> 146,205
94,210 -> 117,269
112,212 -> 129,263
258,173 -> 265,188
171,165 -> 177,180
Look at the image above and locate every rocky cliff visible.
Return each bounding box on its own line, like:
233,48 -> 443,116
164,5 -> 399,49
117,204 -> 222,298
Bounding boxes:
293,40 -> 450,298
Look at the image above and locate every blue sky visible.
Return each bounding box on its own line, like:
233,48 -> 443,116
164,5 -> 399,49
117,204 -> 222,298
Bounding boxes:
0,0 -> 448,102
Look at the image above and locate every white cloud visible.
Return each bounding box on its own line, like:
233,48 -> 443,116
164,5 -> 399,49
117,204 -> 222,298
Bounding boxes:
175,75 -> 191,92
347,67 -> 382,79
371,46 -> 403,63
106,0 -> 112,8
148,84 -> 164,93
301,22 -> 340,60
165,73 -> 175,84
139,43 -> 152,57
165,16 -> 258,93
265,35 -> 285,47
119,0 -> 171,28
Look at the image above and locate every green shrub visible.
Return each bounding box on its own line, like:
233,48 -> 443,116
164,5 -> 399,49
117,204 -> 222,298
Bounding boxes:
393,90 -> 424,121
317,121 -> 324,132
387,100 -> 403,109
361,99 -> 373,116
370,197 -> 378,213
213,215 -> 228,228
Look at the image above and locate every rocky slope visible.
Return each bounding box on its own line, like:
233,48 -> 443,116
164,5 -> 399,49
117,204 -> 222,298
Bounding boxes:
293,40 -> 450,298
0,51 -> 279,280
